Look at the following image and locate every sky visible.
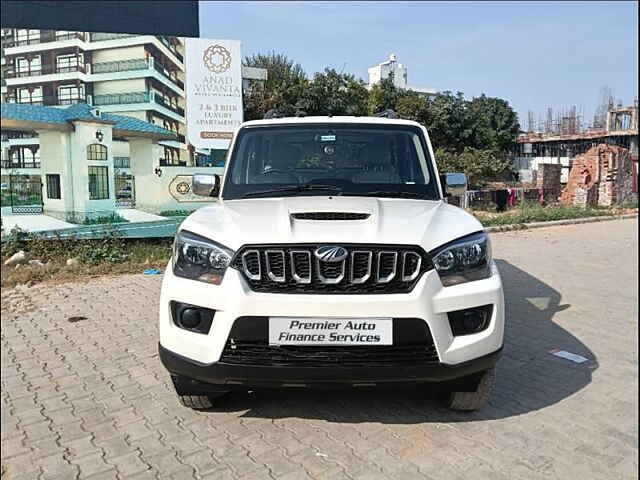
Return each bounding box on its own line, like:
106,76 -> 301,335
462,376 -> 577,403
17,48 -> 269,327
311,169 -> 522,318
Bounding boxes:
200,1 -> 639,128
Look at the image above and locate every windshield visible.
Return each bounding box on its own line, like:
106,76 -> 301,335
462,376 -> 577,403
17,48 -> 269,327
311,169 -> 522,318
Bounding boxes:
222,123 -> 440,200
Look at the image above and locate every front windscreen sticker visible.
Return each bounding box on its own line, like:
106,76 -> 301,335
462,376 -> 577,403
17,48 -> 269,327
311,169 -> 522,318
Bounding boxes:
320,135 -> 336,142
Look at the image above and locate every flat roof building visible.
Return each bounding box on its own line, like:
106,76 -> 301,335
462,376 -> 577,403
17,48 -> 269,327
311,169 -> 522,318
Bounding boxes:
367,53 -> 436,96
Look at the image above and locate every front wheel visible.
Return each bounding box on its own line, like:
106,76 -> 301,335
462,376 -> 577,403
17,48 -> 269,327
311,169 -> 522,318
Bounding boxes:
440,368 -> 495,411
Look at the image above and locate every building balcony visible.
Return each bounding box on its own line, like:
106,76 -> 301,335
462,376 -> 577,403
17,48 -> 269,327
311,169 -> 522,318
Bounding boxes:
159,158 -> 187,167
93,91 -> 150,107
3,31 -> 85,48
5,63 -> 86,79
89,32 -> 138,42
154,94 -> 185,117
156,36 -> 183,63
4,33 -> 183,71
89,57 -> 184,95
91,58 -> 148,74
7,96 -> 88,107
92,90 -> 185,122
1,159 -> 41,169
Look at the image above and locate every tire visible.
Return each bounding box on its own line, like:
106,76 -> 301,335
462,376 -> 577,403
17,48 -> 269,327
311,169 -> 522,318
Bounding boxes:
441,368 -> 495,411
171,374 -> 229,410
177,393 -> 226,410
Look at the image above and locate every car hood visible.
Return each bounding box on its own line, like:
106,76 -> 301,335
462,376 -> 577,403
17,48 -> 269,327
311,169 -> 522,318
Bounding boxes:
180,196 -> 483,252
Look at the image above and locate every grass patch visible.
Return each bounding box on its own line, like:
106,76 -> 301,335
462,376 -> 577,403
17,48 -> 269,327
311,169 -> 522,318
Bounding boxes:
82,213 -> 128,225
474,202 -> 635,227
160,209 -> 194,217
1,228 -> 172,288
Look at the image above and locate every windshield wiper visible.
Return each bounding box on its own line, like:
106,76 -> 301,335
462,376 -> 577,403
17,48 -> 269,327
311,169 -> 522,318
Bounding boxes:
242,184 -> 343,198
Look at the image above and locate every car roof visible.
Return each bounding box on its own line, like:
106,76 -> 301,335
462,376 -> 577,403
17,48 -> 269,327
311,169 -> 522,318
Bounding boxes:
241,116 -> 423,128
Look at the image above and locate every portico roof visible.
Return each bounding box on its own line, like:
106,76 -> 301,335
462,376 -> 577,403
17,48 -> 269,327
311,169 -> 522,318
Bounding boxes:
1,103 -> 177,140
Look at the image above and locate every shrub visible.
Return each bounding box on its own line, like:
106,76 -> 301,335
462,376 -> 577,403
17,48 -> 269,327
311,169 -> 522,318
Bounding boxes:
83,213 -> 128,225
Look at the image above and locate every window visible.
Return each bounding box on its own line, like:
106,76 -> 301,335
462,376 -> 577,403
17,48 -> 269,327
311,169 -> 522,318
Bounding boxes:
46,174 -> 61,199
17,87 -> 43,105
9,146 -> 40,167
15,56 -> 41,76
15,29 -> 40,45
88,166 -> 109,200
56,54 -> 82,73
87,143 -> 108,161
58,84 -> 85,105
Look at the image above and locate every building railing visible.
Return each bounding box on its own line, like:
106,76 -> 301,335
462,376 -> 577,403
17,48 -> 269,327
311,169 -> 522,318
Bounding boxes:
91,58 -> 148,74
93,91 -> 149,106
159,158 -> 186,167
4,31 -> 85,47
90,90 -> 184,116
90,32 -> 138,42
154,94 -> 185,116
1,160 -> 41,169
156,36 -> 183,62
1,131 -> 38,141
113,156 -> 131,168
176,133 -> 186,143
8,96 -> 87,106
5,63 -> 86,78
152,60 -> 185,89
90,57 -> 184,90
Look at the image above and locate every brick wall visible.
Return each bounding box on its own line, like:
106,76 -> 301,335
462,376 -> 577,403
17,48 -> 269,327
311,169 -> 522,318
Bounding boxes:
537,163 -> 562,203
560,144 -> 633,207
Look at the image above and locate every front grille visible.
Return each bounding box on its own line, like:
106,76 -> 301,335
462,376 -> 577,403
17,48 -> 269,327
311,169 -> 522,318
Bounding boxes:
231,244 -> 432,294
220,317 -> 439,367
291,212 -> 370,221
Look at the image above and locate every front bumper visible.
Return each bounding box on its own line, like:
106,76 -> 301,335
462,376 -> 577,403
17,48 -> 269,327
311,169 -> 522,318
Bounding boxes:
160,342 -> 502,390
159,261 -> 505,370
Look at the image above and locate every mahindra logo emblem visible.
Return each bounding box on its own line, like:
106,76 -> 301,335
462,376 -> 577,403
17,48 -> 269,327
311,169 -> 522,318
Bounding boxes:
314,246 -> 348,263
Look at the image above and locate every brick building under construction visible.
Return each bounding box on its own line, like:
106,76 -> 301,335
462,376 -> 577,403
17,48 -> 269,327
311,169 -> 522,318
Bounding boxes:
513,102 -> 638,206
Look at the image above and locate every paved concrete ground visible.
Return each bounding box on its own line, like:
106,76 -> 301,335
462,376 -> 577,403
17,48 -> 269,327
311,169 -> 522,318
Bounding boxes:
1,218 -> 637,480
0,209 -> 77,235
113,210 -> 167,223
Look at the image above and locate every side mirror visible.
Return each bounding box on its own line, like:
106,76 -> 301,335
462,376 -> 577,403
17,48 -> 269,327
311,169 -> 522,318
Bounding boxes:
443,172 -> 468,197
192,174 -> 221,197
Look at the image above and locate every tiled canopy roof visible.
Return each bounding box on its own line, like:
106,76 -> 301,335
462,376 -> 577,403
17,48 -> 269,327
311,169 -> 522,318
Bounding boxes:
1,103 -> 176,138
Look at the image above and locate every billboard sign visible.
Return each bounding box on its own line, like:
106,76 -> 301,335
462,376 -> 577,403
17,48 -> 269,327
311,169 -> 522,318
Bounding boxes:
185,38 -> 243,149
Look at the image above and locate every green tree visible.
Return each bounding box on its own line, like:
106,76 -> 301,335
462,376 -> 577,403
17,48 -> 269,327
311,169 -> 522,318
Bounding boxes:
367,76 -> 402,115
467,94 -> 520,152
298,68 -> 369,116
243,52 -> 307,119
435,147 -> 514,187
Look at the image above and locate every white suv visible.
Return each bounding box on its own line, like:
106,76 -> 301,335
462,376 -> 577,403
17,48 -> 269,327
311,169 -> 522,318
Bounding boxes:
159,116 -> 504,411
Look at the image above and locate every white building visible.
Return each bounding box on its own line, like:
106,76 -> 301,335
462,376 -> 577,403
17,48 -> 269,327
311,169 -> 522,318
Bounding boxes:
367,53 -> 436,96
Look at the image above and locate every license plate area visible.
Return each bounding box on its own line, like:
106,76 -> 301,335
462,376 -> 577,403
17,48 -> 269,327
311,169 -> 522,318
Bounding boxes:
269,317 -> 393,346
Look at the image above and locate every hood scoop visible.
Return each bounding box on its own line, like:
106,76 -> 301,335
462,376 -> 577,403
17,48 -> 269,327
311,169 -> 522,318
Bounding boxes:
290,212 -> 370,221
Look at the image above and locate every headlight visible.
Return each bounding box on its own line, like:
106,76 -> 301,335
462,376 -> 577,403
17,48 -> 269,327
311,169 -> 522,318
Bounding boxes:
431,232 -> 492,286
172,230 -> 235,285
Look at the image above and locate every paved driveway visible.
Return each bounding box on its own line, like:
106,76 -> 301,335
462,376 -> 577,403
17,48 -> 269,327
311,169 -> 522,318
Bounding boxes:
1,219 -> 638,480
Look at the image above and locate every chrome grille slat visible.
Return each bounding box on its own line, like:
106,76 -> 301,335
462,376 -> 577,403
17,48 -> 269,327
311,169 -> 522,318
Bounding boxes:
402,251 -> 422,282
241,250 -> 261,281
376,251 -> 398,284
265,250 -> 286,282
290,250 -> 312,284
232,244 -> 431,294
351,251 -> 372,284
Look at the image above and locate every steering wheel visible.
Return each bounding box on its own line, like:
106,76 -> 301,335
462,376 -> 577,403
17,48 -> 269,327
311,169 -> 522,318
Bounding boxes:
262,169 -> 300,183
